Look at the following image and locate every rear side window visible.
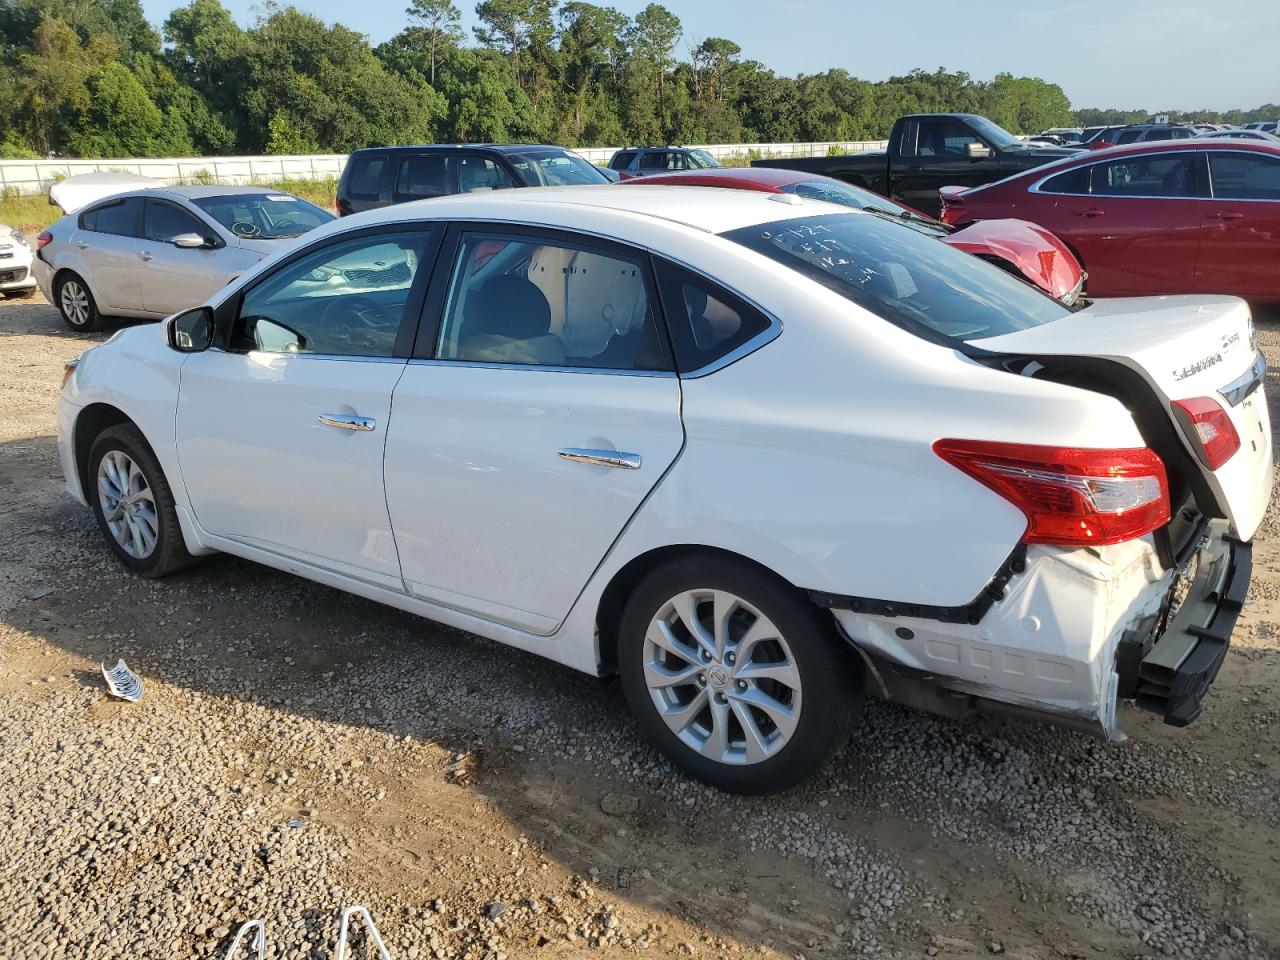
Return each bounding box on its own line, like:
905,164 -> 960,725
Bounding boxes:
1038,166 -> 1090,195
655,262 -> 771,373
1115,129 -> 1143,144
78,198 -> 142,237
1209,153 -> 1280,200
1093,153 -> 1200,197
639,151 -> 668,170
722,213 -> 1068,346
344,154 -> 386,200
395,155 -> 453,201
610,150 -> 637,169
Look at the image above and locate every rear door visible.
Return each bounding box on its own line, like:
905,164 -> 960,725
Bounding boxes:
383,224 -> 683,634
1197,150 -> 1280,300
1065,151 -> 1205,295
72,197 -> 145,311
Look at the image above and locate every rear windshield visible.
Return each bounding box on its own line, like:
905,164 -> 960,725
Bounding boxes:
505,149 -> 609,186
191,193 -> 333,239
722,213 -> 1069,344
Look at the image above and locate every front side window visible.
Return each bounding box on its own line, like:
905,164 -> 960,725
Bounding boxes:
145,200 -> 207,242
233,230 -> 433,357
395,155 -> 453,201
918,121 -> 981,159
191,193 -> 332,240
1093,153 -> 1199,197
458,155 -> 515,193
1209,153 -> 1280,200
723,213 -> 1069,345
79,198 -> 142,237
435,232 -> 668,371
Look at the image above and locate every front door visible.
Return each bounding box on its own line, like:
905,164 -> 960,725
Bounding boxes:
139,198 -> 242,314
1197,150 -> 1280,300
893,118 -> 1001,217
383,226 -> 684,633
175,225 -> 439,590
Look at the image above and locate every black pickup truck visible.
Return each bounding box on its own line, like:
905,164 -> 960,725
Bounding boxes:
753,113 -> 1079,218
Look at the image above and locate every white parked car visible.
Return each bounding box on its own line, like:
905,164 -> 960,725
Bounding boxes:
33,186 -> 334,331
56,186 -> 1271,793
0,222 -> 37,298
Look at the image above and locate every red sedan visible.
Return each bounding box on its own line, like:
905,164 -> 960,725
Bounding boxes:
939,140 -> 1280,301
619,167 -> 1085,303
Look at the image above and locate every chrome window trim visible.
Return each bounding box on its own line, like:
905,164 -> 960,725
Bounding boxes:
407,358 -> 676,378
677,318 -> 782,379
208,346 -> 407,363
1028,147 -> 1279,202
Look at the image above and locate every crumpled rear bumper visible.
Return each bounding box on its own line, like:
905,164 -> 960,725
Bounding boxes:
1121,520 -> 1250,727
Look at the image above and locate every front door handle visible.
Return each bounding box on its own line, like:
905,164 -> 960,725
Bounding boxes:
319,414 -> 376,432
75,241 -> 89,249
1209,211 -> 1245,221
558,448 -> 641,470
138,250 -> 153,261
1075,208 -> 1106,217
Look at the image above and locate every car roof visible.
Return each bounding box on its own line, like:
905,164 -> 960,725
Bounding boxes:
349,143 -> 573,156
344,184 -> 848,235
154,185 -> 287,200
619,167 -> 807,190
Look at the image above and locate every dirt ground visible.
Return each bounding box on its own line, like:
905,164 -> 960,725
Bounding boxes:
1,290 -> 1277,960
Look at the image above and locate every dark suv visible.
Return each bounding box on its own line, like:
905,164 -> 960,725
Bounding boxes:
336,144 -> 613,216
607,146 -> 722,179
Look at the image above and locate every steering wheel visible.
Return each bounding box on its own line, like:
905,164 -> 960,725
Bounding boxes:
320,296 -> 398,332
232,220 -> 261,238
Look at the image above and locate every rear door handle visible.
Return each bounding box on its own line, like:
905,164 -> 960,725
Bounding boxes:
1075,208 -> 1106,217
319,414 -> 376,432
558,448 -> 641,470
1209,211 -> 1245,221
75,241 -> 89,249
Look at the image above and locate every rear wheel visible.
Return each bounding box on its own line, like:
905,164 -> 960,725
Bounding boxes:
55,272 -> 103,332
618,556 -> 861,794
87,424 -> 197,578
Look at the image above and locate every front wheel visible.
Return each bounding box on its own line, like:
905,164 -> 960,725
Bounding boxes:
87,424 -> 197,577
618,556 -> 861,794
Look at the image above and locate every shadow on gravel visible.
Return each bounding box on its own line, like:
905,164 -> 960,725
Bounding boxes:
2,297 -> 1278,958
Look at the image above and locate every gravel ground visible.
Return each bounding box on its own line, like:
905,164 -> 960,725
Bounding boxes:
1,291 -> 1278,960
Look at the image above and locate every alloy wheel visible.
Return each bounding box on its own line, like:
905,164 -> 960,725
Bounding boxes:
643,588 -> 802,765
60,280 -> 89,326
96,450 -> 159,559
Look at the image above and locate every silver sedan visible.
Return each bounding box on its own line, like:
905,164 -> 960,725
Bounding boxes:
33,186 -> 333,331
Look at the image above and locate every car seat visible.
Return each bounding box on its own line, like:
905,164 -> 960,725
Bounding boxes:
459,275 -> 565,365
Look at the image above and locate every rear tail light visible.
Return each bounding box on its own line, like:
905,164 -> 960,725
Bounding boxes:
36,231 -> 52,251
1172,397 -> 1240,470
933,439 -> 1170,547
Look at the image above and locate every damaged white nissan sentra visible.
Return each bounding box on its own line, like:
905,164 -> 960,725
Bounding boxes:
56,186 -> 1272,793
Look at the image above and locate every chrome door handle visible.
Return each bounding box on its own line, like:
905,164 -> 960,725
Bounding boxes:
319,414 -> 376,432
75,241 -> 89,249
138,250 -> 153,261
558,448 -> 641,470
1210,211 -> 1244,221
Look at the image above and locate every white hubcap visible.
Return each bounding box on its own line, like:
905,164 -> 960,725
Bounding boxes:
97,450 -> 158,559
643,589 -> 802,766
61,281 -> 89,325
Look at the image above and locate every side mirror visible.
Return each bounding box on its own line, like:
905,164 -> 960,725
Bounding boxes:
167,306 -> 214,353
172,232 -> 208,249
966,142 -> 993,160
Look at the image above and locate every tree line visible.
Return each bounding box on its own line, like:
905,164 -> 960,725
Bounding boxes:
0,0 -> 1275,160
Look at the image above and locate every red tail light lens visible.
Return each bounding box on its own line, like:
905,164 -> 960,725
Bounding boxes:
1172,397 -> 1239,470
933,440 -> 1170,546
36,231 -> 52,251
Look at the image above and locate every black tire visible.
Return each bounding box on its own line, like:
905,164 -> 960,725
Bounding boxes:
87,424 -> 198,578
618,555 -> 861,794
55,271 -> 104,332
3,286 -> 36,299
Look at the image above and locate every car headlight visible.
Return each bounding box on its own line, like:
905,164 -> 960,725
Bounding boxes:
10,229 -> 27,247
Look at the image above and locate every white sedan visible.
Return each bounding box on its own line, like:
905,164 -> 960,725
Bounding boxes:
0,222 -> 37,298
33,186 -> 333,331
56,186 -> 1271,793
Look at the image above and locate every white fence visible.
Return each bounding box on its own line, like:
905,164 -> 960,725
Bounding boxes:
0,140 -> 888,197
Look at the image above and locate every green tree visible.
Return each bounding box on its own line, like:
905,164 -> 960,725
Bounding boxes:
405,0 -> 462,86
16,18 -> 115,154
473,0 -> 554,96
627,3 -> 680,137
65,60 -> 167,156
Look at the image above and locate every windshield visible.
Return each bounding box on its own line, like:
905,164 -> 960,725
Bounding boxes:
722,213 -> 1068,344
968,116 -> 1022,149
191,193 -> 333,240
689,149 -> 721,168
506,149 -> 609,186
783,180 -> 948,236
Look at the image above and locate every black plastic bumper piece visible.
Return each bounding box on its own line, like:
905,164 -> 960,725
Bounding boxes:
1128,520 -> 1251,727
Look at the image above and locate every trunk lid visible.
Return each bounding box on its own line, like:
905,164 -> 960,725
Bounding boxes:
971,296 -> 1273,541
942,217 -> 1085,304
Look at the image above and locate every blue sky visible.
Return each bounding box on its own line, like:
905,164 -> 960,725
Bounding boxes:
139,0 -> 1280,111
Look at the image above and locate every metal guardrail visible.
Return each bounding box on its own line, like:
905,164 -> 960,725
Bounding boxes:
0,141 -> 889,196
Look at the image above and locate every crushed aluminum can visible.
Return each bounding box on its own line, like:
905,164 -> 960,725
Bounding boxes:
223,919 -> 265,960
335,906 -> 392,960
101,658 -> 144,702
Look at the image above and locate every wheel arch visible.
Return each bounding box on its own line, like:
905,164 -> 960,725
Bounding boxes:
593,543 -> 821,675
73,403 -> 146,498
